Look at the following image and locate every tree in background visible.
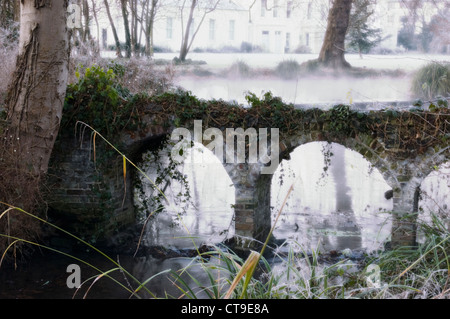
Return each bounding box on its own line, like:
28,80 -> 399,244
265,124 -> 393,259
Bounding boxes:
347,0 -> 384,57
0,0 -> 20,28
120,0 -> 132,58
178,0 -> 221,62
104,0 -> 123,57
316,0 -> 353,69
144,0 -> 160,57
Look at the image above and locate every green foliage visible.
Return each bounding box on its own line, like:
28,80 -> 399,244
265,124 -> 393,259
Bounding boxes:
63,64 -> 142,140
412,62 -> 450,100
323,104 -> 367,135
347,0 -> 384,54
397,16 -> 417,51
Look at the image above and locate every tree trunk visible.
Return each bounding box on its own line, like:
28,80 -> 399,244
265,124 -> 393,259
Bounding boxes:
5,0 -> 70,178
1,0 -> 70,254
145,0 -> 158,57
121,0 -> 132,58
82,0 -> 91,43
179,0 -> 197,62
104,0 -> 123,58
178,0 -> 220,62
317,0 -> 353,69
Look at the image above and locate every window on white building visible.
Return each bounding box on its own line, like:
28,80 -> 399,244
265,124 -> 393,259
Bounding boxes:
166,17 -> 173,39
262,30 -> 270,51
229,20 -> 235,41
209,19 -> 216,41
286,32 -> 291,52
287,1 -> 293,18
261,0 -> 267,17
306,33 -> 310,46
307,2 -> 312,20
273,0 -> 279,17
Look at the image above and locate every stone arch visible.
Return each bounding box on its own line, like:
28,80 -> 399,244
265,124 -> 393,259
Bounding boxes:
131,137 -> 237,248
271,139 -> 394,252
281,132 -> 402,193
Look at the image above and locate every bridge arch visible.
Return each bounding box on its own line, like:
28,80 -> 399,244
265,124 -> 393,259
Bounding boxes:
132,138 -> 237,248
270,141 -> 394,252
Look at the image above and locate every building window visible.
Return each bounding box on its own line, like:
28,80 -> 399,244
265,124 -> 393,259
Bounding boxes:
229,20 -> 235,41
261,0 -> 267,17
286,32 -> 291,52
209,19 -> 216,41
287,1 -> 293,18
166,17 -> 173,39
307,2 -> 312,20
262,30 -> 270,51
306,33 -> 310,46
273,0 -> 279,17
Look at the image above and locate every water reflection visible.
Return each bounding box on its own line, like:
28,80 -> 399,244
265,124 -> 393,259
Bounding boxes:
417,162 -> 450,242
136,143 -> 235,249
271,142 -> 393,253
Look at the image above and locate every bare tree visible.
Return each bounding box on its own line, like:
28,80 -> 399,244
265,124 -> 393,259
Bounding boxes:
178,0 -> 221,62
121,0 -> 132,58
82,0 -> 92,42
144,0 -> 160,57
104,0 -> 123,57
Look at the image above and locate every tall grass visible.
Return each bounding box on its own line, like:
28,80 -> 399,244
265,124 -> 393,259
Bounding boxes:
412,62 -> 450,100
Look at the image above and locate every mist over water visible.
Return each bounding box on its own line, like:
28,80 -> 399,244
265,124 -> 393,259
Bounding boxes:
168,52 -> 450,106
176,75 -> 412,105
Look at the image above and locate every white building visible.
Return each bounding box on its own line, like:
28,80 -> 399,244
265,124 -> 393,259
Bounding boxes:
152,1 -> 249,53
96,0 -> 448,56
242,0 -> 329,54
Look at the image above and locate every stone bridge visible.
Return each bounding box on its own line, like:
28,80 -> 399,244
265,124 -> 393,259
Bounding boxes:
47,92 -> 450,250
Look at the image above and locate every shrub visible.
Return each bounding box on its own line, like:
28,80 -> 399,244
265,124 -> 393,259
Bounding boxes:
275,60 -> 301,79
412,62 -> 450,100
228,60 -> 252,78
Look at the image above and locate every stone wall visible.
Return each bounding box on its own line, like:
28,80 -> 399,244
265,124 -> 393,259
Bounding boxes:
47,135 -> 135,240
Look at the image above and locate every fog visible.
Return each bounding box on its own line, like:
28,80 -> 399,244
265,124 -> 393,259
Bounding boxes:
161,52 -> 450,106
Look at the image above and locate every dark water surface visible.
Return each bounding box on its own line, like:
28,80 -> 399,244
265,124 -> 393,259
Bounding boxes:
0,248 -> 203,299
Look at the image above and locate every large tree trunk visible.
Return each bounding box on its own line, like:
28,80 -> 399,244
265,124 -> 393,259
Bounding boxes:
1,0 -> 70,258
317,0 -> 353,69
2,0 -> 70,207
